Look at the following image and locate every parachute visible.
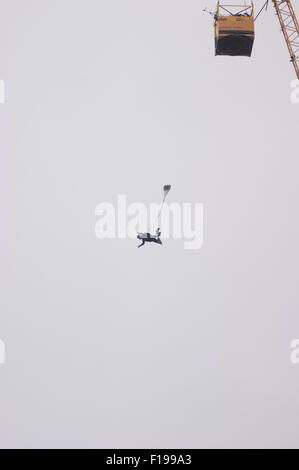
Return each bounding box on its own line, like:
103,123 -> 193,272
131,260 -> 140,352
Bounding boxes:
163,185 -> 171,198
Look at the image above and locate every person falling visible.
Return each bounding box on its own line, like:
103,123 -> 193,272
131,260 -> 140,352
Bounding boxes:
137,228 -> 162,248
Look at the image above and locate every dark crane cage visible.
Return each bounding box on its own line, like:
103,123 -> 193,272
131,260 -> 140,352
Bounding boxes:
214,3 -> 255,56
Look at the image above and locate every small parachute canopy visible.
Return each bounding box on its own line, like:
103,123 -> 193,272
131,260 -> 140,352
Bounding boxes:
163,185 -> 171,197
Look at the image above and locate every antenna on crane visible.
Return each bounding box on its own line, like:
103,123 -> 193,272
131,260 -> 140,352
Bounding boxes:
203,6 -> 217,20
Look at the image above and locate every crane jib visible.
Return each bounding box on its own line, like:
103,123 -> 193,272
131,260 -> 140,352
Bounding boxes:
272,0 -> 299,79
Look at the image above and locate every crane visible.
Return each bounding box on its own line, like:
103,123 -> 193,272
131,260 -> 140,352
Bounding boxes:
272,0 -> 299,78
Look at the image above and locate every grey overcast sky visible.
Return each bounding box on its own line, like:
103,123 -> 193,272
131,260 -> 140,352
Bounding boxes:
0,0 -> 299,448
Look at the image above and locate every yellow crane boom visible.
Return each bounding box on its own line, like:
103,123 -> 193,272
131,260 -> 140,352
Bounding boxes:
272,0 -> 299,78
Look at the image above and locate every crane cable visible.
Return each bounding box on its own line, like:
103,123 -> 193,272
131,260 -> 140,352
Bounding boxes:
254,0 -> 269,22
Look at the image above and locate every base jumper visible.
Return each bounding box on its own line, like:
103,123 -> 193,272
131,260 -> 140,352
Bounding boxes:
137,228 -> 162,248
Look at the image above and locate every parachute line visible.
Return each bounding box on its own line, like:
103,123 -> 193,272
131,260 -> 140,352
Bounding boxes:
149,185 -> 171,232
